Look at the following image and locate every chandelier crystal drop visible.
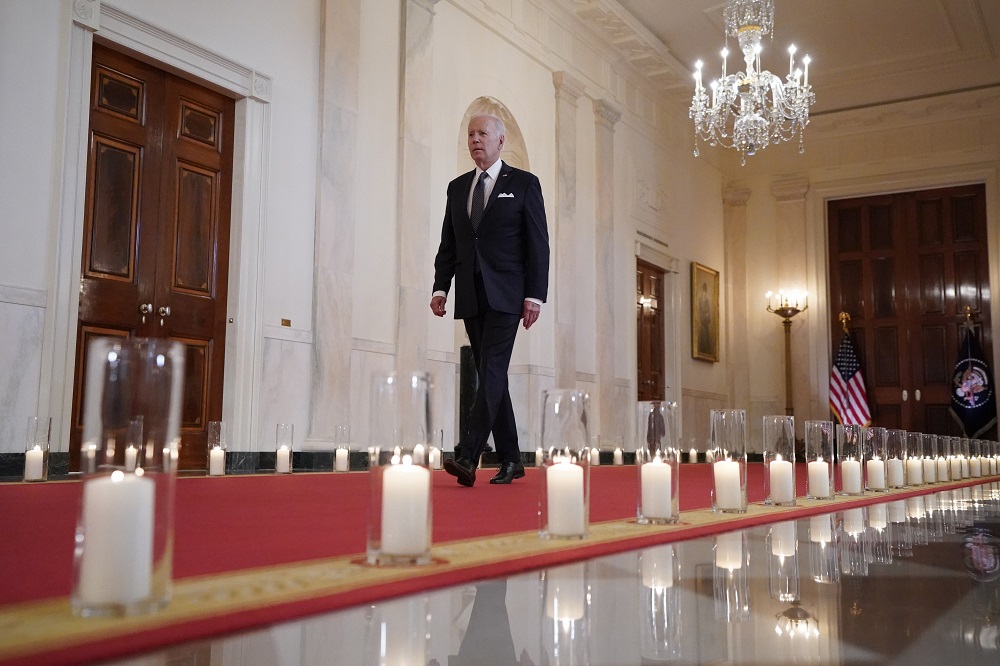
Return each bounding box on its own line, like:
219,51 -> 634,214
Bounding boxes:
689,0 -> 815,165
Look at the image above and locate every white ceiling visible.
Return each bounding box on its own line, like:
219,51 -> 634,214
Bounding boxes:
596,0 -> 1000,115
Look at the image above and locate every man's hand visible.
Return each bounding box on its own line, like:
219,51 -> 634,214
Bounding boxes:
521,301 -> 540,329
430,295 -> 447,317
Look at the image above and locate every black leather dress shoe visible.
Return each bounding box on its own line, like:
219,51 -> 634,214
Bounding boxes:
444,456 -> 476,487
489,461 -> 526,485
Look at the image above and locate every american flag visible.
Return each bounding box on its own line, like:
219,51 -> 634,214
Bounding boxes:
830,332 -> 872,426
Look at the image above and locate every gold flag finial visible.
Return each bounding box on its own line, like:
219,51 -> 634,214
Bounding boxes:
839,311 -> 851,334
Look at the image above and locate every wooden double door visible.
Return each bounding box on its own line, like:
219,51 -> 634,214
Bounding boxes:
827,184 -> 993,436
637,259 -> 665,401
70,43 -> 235,470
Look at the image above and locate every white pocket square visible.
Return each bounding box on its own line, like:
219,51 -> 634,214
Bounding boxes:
497,192 -> 514,198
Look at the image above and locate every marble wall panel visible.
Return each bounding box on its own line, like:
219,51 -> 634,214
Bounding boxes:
256,336 -> 313,453
0,301 -> 43,453
349,347 -> 396,453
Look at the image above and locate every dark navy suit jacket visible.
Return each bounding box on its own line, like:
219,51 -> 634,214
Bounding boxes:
433,161 -> 549,319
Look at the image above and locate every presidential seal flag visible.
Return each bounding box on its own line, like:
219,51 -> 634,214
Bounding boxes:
950,327 -> 997,438
829,332 -> 872,426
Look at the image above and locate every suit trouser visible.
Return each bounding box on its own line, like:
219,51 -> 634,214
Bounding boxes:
463,272 -> 521,465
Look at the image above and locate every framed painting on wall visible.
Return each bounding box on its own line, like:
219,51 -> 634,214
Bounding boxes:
691,262 -> 719,362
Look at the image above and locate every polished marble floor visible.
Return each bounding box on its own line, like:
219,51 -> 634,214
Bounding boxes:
106,483 -> 1000,665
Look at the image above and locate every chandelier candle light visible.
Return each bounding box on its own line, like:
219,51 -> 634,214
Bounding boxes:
690,0 -> 814,165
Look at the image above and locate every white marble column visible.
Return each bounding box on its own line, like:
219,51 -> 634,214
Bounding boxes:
592,98 -> 622,438
552,72 -> 586,390
723,186 -> 752,413
308,0 -> 364,447
770,177 -> 811,429
394,0 -> 440,377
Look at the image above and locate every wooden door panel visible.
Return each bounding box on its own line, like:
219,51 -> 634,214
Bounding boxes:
637,260 -> 665,401
72,43 -> 233,470
828,184 -> 992,437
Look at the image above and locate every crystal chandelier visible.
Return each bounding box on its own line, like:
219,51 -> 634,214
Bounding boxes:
689,0 -> 814,165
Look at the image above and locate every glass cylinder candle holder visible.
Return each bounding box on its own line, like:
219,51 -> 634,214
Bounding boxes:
206,421 -> 226,476
948,437 -> 964,481
613,434 -> 625,465
541,563 -> 590,664
763,415 -> 796,506
864,426 -> 888,492
275,423 -> 294,474
635,401 -> 680,524
334,424 -> 352,472
713,531 -> 750,622
837,424 -> 864,496
711,410 -> 747,513
970,439 -> 983,478
937,435 -> 952,482
906,432 -> 924,486
767,521 -> 799,603
804,420 -> 834,499
922,434 -> 938,483
539,390 -> 591,540
839,507 -> 870,576
73,338 -> 184,617
589,434 -> 603,466
366,371 -> 433,566
23,416 -> 51,482
809,515 -> 839,585
886,428 -> 906,488
364,596 -> 429,665
638,545 -> 681,662
960,438 -> 971,478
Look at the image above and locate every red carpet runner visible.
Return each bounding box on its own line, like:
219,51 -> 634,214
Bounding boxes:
1,464 -> 995,664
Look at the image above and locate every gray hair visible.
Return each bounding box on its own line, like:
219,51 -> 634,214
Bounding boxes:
471,114 -> 505,138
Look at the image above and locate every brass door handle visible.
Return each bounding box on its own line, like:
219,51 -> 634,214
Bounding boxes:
158,305 -> 171,326
139,302 -> 153,324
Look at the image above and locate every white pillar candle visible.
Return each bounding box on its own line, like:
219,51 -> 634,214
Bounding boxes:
869,503 -> 888,530
991,458 -> 997,475
208,447 -> 225,476
715,532 -> 743,569
887,458 -> 905,486
78,471 -> 155,605
544,563 -> 586,620
961,457 -> 970,478
713,460 -> 742,510
641,458 -> 673,519
641,547 -> 674,589
809,515 -> 832,543
768,457 -> 795,503
937,457 -> 949,481
889,500 -> 907,523
770,521 -> 796,557
380,459 -> 430,555
428,447 -> 441,470
412,444 -> 425,466
613,448 -> 623,465
24,445 -> 45,481
906,458 -> 923,485
951,457 -> 963,480
923,458 -> 937,483
590,448 -> 600,466
335,448 -> 349,472
689,447 -> 698,463
843,508 -> 864,535
808,458 -> 830,497
970,457 -> 982,477
535,447 -> 544,468
124,445 -> 138,472
706,449 -> 715,463
981,456 -> 991,475
547,462 -> 585,537
275,445 -> 291,473
841,460 -> 862,494
866,458 -> 886,490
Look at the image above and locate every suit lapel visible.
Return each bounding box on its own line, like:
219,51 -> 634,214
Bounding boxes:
482,162 -> 512,217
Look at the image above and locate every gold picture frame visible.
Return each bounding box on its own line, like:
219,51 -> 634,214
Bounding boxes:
691,262 -> 720,362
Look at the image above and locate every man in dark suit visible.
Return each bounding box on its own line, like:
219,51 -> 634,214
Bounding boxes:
431,114 -> 549,487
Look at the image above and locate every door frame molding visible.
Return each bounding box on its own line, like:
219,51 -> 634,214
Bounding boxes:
633,234 -> 682,425
41,0 -> 271,453
805,162 -> 1000,419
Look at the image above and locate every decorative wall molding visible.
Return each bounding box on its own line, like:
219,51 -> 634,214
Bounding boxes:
352,338 -> 396,356
592,98 -> 622,127
722,186 -> 752,207
552,70 -> 587,104
72,0 -> 100,31
263,324 -> 313,344
770,177 -> 810,202
634,235 -> 678,274
0,284 -> 47,308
